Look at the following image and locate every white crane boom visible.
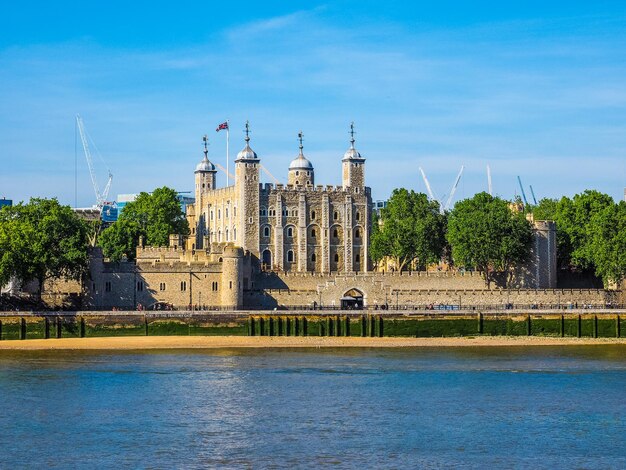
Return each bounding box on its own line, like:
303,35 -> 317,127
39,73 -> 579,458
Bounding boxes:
215,162 -> 235,181
419,167 -> 436,201
444,166 -> 464,211
101,171 -> 113,202
260,164 -> 280,185
487,164 -> 492,196
76,115 -> 106,207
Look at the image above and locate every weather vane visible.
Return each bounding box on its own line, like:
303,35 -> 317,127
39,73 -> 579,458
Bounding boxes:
298,131 -> 304,151
202,135 -> 209,156
244,121 -> 250,142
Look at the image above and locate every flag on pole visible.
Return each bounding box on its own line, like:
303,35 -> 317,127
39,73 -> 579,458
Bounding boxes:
216,122 -> 229,132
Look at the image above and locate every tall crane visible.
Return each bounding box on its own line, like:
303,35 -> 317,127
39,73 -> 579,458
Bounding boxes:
517,176 -> 529,205
76,115 -> 113,207
215,162 -> 235,181
529,185 -> 538,205
260,164 -> 281,185
419,167 -> 438,204
444,166 -> 464,211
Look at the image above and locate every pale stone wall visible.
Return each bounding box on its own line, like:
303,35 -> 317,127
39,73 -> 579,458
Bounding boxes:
245,270 -> 616,309
257,184 -> 371,273
83,247 -> 243,310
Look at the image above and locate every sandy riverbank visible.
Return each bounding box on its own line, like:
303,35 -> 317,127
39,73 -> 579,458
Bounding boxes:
0,336 -> 624,350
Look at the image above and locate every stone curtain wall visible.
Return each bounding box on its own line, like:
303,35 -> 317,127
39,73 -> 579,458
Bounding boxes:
246,271 -> 616,309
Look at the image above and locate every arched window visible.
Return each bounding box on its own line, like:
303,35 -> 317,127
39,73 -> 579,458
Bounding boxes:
210,211 -> 214,221
333,229 -> 338,238
355,254 -> 361,263
311,228 -> 316,238
233,228 -> 237,240
296,171 -> 300,176
218,209 -> 221,220
295,181 -> 299,185
287,227 -> 293,237
356,211 -> 360,221
355,228 -> 361,238
225,208 -> 229,218
334,211 -> 338,220
264,226 -> 270,237
311,210 -> 316,220
287,250 -> 294,262
218,231 -> 222,242
334,253 -> 339,262
311,253 -> 316,262
226,229 -> 229,241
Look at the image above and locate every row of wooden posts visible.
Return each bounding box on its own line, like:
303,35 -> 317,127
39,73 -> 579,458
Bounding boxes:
248,315 -> 385,337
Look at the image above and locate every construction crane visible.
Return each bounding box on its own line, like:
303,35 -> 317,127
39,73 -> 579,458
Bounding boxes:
517,176 -> 529,205
215,162 -> 235,181
529,185 -> 538,205
487,165 -> 492,196
76,115 -> 113,208
260,164 -> 281,185
419,167 -> 438,204
444,166 -> 464,211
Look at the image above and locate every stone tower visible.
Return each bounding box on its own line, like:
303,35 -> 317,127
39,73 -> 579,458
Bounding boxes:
288,131 -> 314,187
195,135 -> 217,197
194,136 -> 217,249
342,123 -> 366,189
220,246 -> 244,308
235,122 -> 261,258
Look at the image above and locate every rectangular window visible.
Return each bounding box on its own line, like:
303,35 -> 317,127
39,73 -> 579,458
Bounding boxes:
137,281 -> 144,292
160,282 -> 166,291
181,281 -> 187,292
105,281 -> 112,293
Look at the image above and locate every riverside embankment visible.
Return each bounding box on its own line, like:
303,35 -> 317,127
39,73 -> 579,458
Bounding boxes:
0,310 -> 624,343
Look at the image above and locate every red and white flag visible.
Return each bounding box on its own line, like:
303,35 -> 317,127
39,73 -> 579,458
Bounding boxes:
216,122 -> 229,132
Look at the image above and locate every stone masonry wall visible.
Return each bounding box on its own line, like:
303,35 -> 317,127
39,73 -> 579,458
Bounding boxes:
245,271 -> 617,309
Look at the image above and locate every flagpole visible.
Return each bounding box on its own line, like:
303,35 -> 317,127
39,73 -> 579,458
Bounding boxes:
226,120 -> 230,186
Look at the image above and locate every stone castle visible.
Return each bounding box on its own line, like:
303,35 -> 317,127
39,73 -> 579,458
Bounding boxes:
80,123 -> 577,311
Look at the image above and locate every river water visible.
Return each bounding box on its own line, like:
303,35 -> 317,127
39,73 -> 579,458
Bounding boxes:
0,346 -> 624,469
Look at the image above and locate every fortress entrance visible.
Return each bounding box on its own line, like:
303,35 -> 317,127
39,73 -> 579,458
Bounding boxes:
262,250 -> 272,271
340,289 -> 364,310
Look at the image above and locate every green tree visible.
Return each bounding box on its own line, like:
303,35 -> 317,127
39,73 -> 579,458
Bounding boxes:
555,190 -> 613,270
370,189 -> 446,271
532,197 -> 558,221
0,199 -> 89,296
588,201 -> 626,286
99,187 -> 189,261
447,192 -> 533,288
97,219 -> 141,262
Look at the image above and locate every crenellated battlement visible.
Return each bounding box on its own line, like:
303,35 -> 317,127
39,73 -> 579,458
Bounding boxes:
260,183 -> 368,195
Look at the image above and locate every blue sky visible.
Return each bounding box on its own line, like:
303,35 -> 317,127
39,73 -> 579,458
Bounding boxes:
1,1 -> 626,206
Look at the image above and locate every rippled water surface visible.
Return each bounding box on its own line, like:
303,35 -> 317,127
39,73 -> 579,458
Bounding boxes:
0,346 -> 625,469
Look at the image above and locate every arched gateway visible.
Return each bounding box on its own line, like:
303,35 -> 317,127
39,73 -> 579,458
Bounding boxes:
262,249 -> 272,270
340,288 -> 364,310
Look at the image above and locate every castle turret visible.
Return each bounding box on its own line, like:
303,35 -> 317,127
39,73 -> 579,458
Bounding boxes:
288,131 -> 314,187
342,122 -> 366,189
193,136 -> 216,249
220,245 -> 243,309
195,135 -> 217,196
235,121 -> 261,258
